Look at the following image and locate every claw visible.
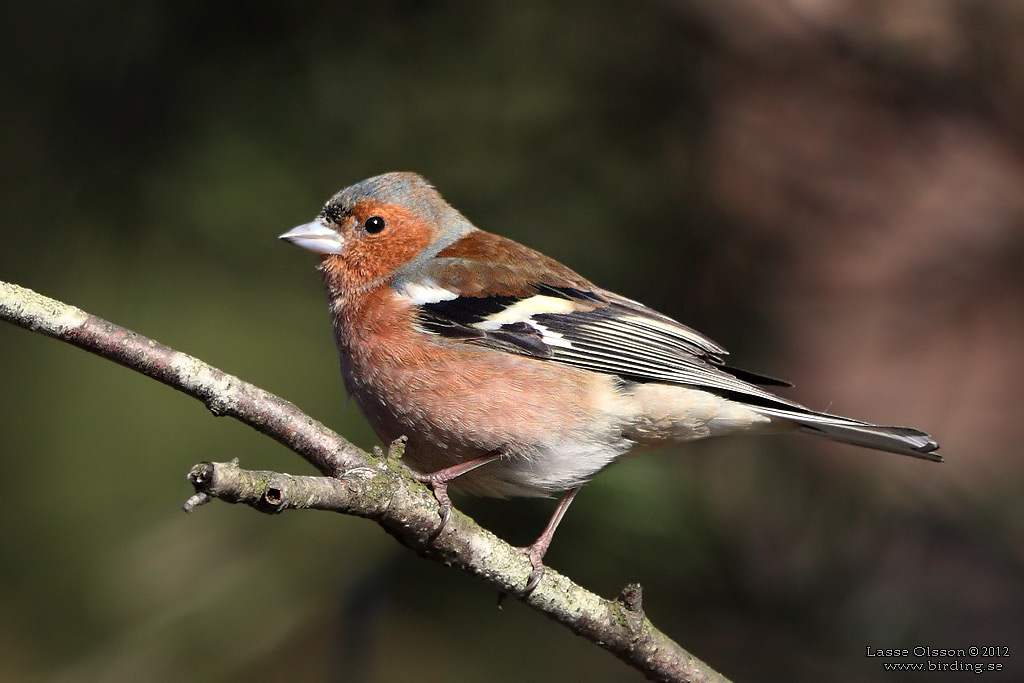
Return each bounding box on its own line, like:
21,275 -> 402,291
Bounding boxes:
521,546 -> 547,595
411,471 -> 453,537
438,503 -> 452,531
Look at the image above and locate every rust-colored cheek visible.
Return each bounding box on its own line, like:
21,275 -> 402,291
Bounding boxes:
321,202 -> 437,293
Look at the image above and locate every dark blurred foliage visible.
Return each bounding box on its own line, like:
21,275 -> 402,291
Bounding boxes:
2,1 -> 1022,681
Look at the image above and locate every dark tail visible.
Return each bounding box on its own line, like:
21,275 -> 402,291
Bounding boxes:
750,406 -> 942,462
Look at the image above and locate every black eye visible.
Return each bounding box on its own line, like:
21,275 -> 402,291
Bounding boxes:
364,216 -> 387,234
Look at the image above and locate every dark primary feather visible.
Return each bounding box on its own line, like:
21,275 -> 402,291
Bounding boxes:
709,360 -> 793,388
531,301 -> 792,399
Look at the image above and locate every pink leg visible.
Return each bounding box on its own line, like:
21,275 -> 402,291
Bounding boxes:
518,487 -> 581,595
414,452 -> 503,531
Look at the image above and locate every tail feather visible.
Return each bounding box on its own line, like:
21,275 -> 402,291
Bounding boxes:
750,406 -> 942,462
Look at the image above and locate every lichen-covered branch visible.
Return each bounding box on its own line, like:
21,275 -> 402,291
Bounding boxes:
1,280 -> 730,683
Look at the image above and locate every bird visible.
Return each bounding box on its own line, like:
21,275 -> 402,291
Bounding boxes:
280,171 -> 941,593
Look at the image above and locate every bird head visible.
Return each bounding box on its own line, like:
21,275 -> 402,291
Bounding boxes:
280,172 -> 474,296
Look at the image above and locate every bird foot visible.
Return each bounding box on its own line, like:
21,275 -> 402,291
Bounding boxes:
514,486 -> 581,596
411,470 -> 455,537
515,543 -> 548,596
412,452 -> 502,537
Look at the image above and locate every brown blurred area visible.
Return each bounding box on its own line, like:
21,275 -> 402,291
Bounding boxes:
657,2 -> 1024,680
700,0 -> 1024,471
1,1 -> 1021,682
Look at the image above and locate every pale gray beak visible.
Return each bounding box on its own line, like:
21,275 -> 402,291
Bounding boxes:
279,220 -> 345,255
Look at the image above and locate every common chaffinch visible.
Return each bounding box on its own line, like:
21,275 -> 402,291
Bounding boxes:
280,172 -> 940,591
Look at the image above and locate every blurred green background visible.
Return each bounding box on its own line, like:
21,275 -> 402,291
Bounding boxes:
2,1 -> 1022,681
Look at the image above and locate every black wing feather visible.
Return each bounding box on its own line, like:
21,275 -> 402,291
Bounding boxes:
415,287 -> 793,397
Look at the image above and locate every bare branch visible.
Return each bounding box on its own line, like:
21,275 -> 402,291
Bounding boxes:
1,280 -> 731,683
